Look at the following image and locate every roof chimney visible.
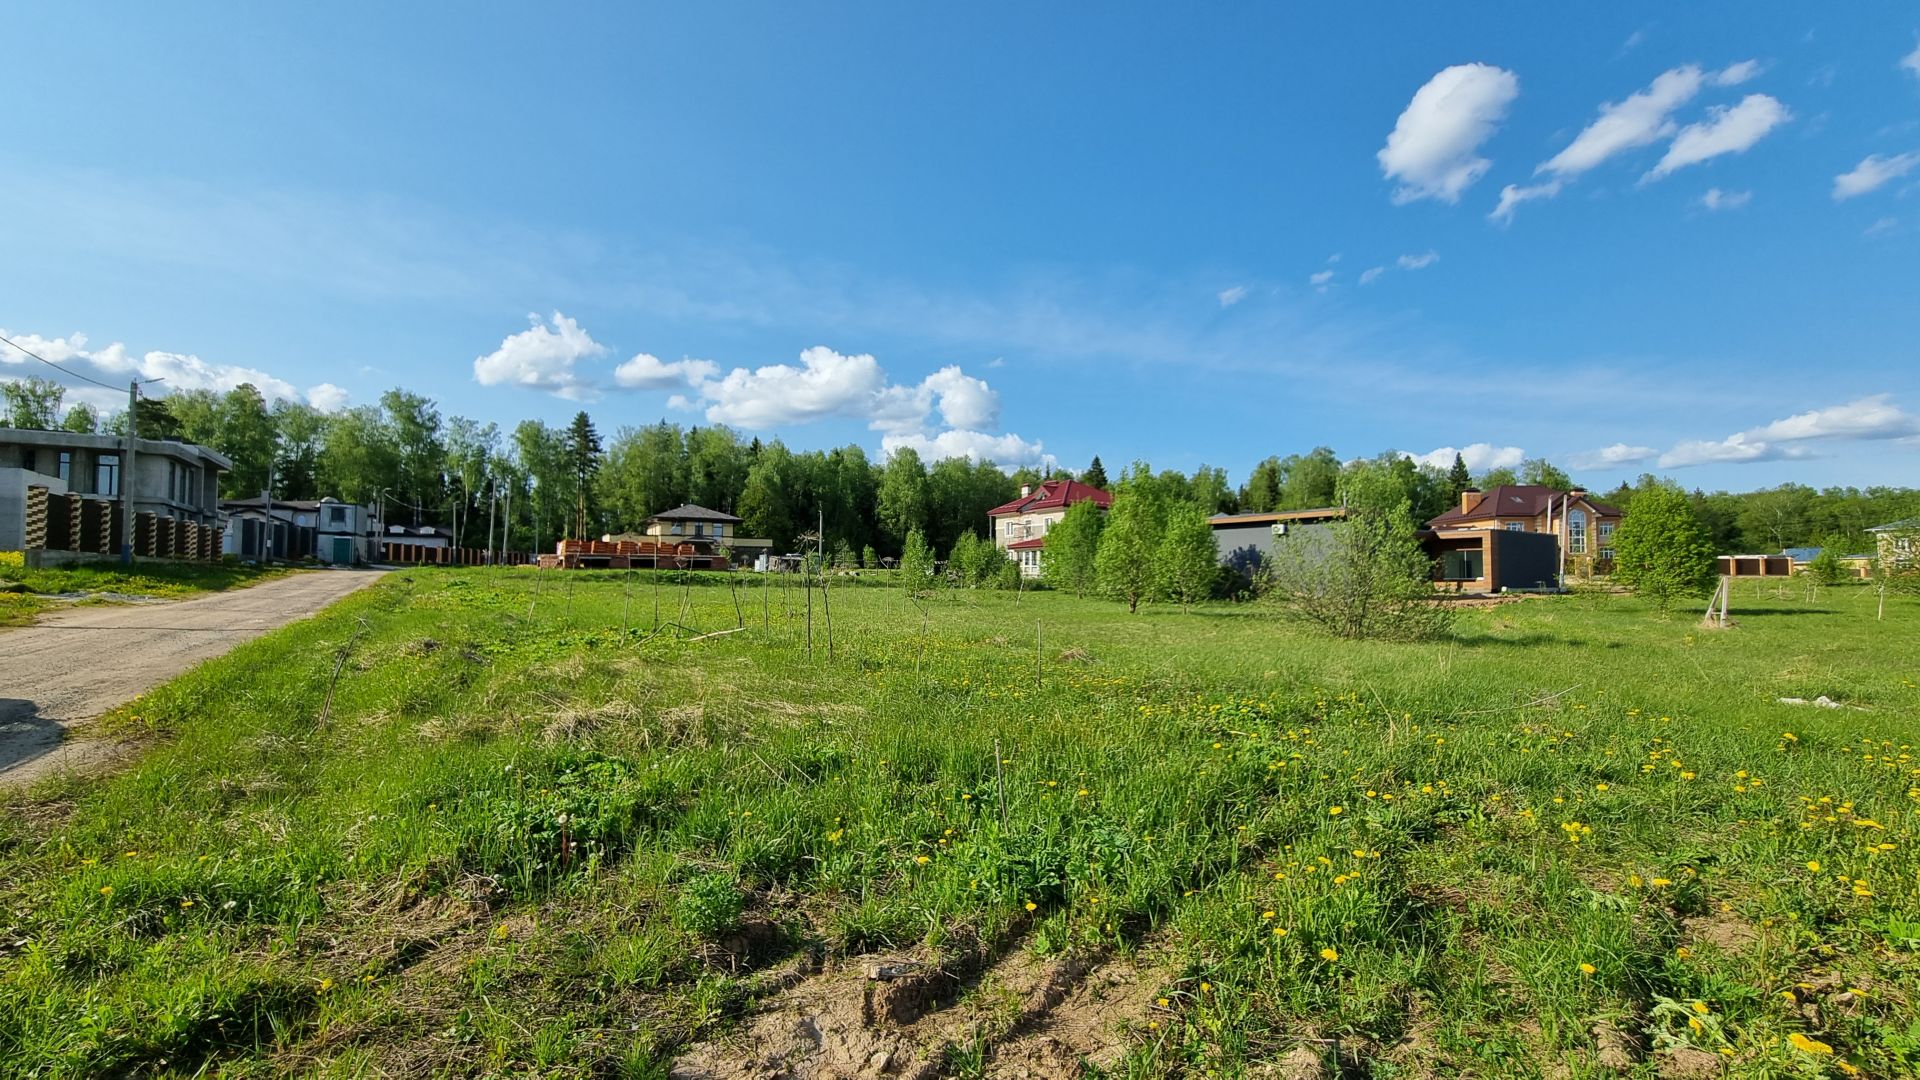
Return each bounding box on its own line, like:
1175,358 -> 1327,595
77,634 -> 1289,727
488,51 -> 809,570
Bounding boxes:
1568,488 -> 1586,502
1019,484 -> 1031,498
1459,487 -> 1480,514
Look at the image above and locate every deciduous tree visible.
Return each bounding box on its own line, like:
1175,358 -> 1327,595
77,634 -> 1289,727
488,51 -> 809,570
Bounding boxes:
1612,480 -> 1716,612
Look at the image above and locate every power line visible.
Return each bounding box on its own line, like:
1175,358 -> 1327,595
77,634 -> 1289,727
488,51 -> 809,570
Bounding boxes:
0,332 -> 124,392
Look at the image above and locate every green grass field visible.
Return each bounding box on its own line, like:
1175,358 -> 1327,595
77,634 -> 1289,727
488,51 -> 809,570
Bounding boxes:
0,559 -> 290,627
0,570 -> 1915,1078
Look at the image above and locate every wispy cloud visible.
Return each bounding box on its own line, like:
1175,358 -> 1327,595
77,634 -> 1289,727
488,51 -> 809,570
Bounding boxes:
1396,250 -> 1440,271
1358,266 -> 1386,286
1217,285 -> 1249,308
1642,94 -> 1791,182
1495,62 -> 1772,221
1698,187 -> 1752,211
1570,443 -> 1661,469
1903,38 -> 1920,81
1833,151 -> 1920,200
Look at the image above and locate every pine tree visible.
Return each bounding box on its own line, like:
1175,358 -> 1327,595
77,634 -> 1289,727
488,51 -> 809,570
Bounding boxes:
1446,453 -> 1472,501
1082,455 -> 1109,490
1612,480 -> 1716,612
1156,502 -> 1220,607
566,411 -> 602,540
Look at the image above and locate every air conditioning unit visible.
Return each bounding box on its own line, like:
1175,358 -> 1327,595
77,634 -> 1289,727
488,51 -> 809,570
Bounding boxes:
1271,522 -> 1288,537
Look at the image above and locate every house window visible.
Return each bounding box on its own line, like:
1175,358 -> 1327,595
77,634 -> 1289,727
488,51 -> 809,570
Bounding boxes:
57,452 -> 71,483
329,506 -> 346,526
1566,510 -> 1588,555
1599,548 -> 1615,562
96,453 -> 121,497
1441,549 -> 1485,580
694,523 -> 706,536
1598,522 -> 1614,545
713,523 -> 725,537
671,522 -> 683,535
1504,521 -> 1524,532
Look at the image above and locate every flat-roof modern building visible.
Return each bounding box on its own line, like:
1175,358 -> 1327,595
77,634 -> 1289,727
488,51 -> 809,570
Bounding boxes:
0,427 -> 230,556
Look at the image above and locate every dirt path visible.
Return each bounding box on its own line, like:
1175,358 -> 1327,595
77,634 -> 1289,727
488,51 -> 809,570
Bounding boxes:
0,569 -> 386,788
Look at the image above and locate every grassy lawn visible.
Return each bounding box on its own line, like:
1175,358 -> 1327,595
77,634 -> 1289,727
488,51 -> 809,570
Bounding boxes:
0,570 -> 1915,1077
0,559 -> 292,627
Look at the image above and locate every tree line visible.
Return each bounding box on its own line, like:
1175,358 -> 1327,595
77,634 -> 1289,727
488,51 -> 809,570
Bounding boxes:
7,373 -> 1916,559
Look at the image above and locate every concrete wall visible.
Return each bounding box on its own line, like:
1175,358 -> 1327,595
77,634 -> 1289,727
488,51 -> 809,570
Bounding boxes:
1213,519 -> 1340,587
0,468 -> 68,551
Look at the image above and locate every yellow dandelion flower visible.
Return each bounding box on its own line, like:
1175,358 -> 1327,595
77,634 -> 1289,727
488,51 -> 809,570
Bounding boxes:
1328,806 -> 1343,815
1578,962 -> 1596,975
1024,901 -> 1037,912
1320,947 -> 1339,962
915,855 -> 931,865
98,886 -> 113,896
1787,1032 -> 1833,1055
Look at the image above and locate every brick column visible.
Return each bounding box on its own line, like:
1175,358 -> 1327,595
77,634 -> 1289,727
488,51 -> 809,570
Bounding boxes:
24,485 -> 48,550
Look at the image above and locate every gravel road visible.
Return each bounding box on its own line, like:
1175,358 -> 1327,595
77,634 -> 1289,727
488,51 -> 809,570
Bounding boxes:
0,569 -> 385,788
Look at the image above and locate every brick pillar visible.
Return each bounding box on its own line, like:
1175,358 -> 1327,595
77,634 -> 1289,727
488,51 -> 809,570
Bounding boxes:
68,495 -> 83,554
24,486 -> 48,550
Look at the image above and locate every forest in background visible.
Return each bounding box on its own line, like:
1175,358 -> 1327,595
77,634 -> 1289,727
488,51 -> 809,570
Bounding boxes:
5,374 -> 1916,559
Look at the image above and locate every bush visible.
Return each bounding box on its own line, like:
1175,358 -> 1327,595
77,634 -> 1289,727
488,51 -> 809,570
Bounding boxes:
1265,512 -> 1452,641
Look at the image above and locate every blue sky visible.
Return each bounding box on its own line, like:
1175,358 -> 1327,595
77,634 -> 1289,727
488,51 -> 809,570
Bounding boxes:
3,4 -> 1918,490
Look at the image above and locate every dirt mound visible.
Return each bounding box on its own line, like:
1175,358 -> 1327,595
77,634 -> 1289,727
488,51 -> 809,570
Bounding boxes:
672,933 -> 1171,1080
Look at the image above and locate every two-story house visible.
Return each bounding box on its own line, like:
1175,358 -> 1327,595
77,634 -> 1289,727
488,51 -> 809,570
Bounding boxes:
1423,485 -> 1622,592
987,479 -> 1113,577
637,504 -> 770,565
222,496 -> 384,563
1,427 -> 229,554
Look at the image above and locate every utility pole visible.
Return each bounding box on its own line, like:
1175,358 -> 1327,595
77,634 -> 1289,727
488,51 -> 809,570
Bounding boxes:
121,379 -> 138,564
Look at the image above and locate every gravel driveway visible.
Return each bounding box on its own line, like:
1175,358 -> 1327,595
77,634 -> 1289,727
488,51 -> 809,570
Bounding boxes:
0,569 -> 385,788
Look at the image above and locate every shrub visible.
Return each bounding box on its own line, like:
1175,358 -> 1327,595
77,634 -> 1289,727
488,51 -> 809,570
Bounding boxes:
1266,511 -> 1452,641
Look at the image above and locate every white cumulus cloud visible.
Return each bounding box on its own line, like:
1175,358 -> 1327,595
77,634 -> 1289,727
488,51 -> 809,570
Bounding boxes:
1643,94 -> 1791,181
1397,250 -> 1440,270
1408,443 -> 1525,472
471,311 -> 607,400
0,329 -> 301,401
1309,270 -> 1334,287
1832,151 -> 1920,200
1698,187 -> 1752,211
1902,38 -> 1920,81
1358,266 -> 1386,285
697,346 -> 887,429
611,352 -> 720,390
1655,395 -> 1920,468
1378,63 -> 1521,205
881,429 -> 1050,469
307,383 -> 350,413
1217,285 -> 1249,308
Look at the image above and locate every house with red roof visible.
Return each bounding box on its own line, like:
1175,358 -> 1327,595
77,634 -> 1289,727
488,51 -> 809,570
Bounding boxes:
1423,485 -> 1621,591
987,479 -> 1113,577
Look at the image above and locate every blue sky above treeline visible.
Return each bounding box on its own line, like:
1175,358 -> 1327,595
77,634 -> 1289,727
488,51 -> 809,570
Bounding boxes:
2,4 -> 1918,489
